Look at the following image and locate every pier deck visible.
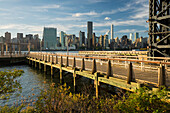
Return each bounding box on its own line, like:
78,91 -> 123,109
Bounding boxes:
27,52 -> 170,98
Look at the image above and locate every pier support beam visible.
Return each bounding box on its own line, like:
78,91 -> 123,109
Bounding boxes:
73,69 -> 77,93
44,64 -> 47,74
32,60 -> 34,67
95,72 -> 100,99
39,62 -> 42,70
6,43 -> 8,55
55,55 -> 58,64
60,65 -> 63,84
1,43 -> 4,56
51,66 -> 54,77
35,61 -> 37,69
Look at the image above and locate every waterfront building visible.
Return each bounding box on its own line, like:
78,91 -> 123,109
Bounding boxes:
134,32 -> 139,41
5,32 -> 11,43
33,34 -> 40,50
79,31 -> 85,46
87,21 -> 93,49
17,33 -> 23,43
111,24 -> 114,41
43,27 -> 57,50
60,31 -> 66,48
0,36 -> 4,43
92,33 -> 96,49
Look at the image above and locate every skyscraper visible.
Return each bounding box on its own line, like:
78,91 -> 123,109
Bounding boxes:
134,32 -> 139,41
104,34 -> 109,49
79,31 -> 85,46
129,33 -> 133,42
60,31 -> 66,48
87,21 -> 93,49
92,33 -> 96,49
43,27 -> 57,50
5,32 -> 11,43
111,24 -> 114,41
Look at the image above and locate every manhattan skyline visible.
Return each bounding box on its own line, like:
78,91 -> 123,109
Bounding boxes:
0,0 -> 149,39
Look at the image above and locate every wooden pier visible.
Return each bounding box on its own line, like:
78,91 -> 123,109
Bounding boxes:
27,52 -> 170,98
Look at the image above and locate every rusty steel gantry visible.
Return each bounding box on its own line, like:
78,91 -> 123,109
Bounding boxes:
149,0 -> 170,57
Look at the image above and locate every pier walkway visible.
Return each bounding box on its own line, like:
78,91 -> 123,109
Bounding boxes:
27,52 -> 170,98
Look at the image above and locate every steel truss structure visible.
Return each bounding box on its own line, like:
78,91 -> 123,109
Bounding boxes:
149,0 -> 170,57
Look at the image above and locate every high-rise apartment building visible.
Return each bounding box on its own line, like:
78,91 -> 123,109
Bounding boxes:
5,32 -> 11,43
17,33 -> 23,42
43,27 -> 57,50
111,24 -> 114,41
60,31 -> 66,48
134,32 -> 139,41
87,21 -> 93,49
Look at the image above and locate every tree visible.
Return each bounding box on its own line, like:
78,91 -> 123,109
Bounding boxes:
0,69 -> 24,99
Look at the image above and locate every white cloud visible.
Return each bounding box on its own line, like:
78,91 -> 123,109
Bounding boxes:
104,17 -> 111,20
130,4 -> 149,19
72,11 -> 98,17
94,19 -> 148,28
37,4 -> 60,9
87,0 -> 107,3
33,4 -> 60,12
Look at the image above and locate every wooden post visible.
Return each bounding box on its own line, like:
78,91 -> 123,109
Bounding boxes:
60,56 -> 63,66
39,62 -> 41,70
35,61 -> 37,69
73,69 -> 77,93
95,72 -> 100,99
51,66 -> 54,77
81,58 -> 85,71
9,44 -> 12,56
29,59 -> 31,65
72,57 -> 76,69
48,55 -> 50,62
127,62 -> 133,84
45,55 -> 47,62
32,60 -> 34,67
44,64 -> 47,74
55,55 -> 58,64
60,65 -> 63,84
106,60 -> 111,79
6,43 -> 8,55
66,56 -> 68,67
1,43 -> 4,56
158,64 -> 166,87
19,42 -> 21,55
51,55 -> 53,64
92,59 -> 96,74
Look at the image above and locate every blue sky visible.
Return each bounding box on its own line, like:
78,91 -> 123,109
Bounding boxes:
0,0 -> 149,39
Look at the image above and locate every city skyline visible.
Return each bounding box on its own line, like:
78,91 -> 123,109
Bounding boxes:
0,0 -> 149,39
